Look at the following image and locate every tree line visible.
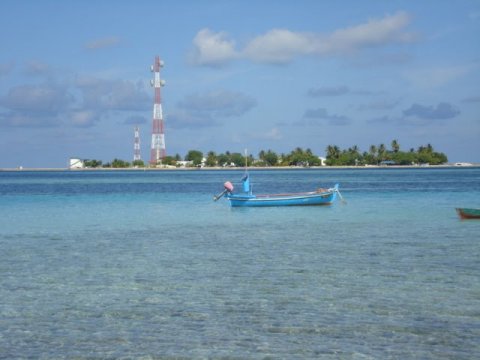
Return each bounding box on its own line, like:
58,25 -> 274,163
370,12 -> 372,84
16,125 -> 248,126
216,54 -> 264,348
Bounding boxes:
83,148 -> 321,168
325,140 -> 448,166
82,141 -> 447,168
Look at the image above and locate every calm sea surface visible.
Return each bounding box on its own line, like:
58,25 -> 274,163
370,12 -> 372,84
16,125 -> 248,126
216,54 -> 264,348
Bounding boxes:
1,168 -> 479,359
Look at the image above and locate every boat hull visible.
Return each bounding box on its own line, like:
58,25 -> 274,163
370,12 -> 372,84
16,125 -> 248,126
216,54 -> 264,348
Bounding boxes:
456,208 -> 480,219
226,188 -> 337,207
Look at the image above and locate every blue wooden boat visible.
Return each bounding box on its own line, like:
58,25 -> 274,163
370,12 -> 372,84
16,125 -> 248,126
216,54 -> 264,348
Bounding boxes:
214,173 -> 342,207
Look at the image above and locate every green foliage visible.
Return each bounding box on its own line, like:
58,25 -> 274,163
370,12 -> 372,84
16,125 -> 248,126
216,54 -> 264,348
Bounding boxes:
132,160 -> 145,167
84,159 -> 102,168
208,151 -> 252,167
185,150 -> 203,166
258,149 -> 279,166
162,156 -> 177,166
390,151 -> 416,165
230,152 -> 247,167
73,142 -> 449,171
216,152 -> 231,167
283,147 -> 320,166
111,158 -> 130,168
391,139 -> 400,153
325,145 -> 341,166
325,141 -> 448,166
205,151 -> 217,167
179,142 -> 447,169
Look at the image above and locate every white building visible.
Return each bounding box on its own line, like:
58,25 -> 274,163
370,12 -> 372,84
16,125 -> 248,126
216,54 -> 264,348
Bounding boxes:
69,158 -> 85,169
176,160 -> 193,168
454,162 -> 473,166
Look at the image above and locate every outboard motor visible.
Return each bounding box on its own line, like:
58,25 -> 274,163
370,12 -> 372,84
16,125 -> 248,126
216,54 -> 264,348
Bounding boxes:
224,181 -> 234,193
213,181 -> 234,201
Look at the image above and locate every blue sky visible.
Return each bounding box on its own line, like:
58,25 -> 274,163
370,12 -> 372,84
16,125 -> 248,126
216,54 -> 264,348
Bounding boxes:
1,0 -> 479,168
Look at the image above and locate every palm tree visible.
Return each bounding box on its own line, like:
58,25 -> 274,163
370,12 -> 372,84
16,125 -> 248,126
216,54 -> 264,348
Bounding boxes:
378,144 -> 386,162
206,151 -> 217,167
326,145 -> 339,159
258,150 -> 265,161
264,150 -> 279,166
391,139 -> 400,153
294,147 -> 303,156
367,145 -> 377,165
334,145 -> 340,156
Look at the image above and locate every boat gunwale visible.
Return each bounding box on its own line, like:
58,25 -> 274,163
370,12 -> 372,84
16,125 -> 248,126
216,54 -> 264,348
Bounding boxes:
226,190 -> 336,206
253,188 -> 332,198
227,191 -> 335,201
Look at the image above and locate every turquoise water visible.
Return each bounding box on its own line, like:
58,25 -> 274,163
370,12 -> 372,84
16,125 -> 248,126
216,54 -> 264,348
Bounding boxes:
1,168 -> 479,358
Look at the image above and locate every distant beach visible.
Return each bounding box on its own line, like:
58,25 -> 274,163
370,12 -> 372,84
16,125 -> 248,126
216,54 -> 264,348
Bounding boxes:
1,163 -> 479,172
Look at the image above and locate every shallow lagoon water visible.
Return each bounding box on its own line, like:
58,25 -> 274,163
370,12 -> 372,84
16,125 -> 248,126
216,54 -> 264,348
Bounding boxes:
1,168 -> 479,358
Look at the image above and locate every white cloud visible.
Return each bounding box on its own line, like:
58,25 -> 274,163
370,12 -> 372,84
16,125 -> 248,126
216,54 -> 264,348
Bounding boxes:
317,11 -> 414,55
189,29 -> 238,66
190,11 -> 415,66
243,29 -> 316,64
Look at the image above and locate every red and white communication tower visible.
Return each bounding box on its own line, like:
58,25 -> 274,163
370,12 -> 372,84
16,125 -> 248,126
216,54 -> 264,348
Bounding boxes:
150,56 -> 166,165
133,126 -> 141,162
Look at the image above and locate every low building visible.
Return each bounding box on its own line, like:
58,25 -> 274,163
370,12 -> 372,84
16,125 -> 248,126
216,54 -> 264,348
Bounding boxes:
176,160 -> 193,168
454,162 -> 473,166
69,158 -> 85,169
380,160 -> 396,166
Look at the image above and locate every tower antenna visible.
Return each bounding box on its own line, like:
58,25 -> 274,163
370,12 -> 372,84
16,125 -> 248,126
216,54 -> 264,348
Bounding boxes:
150,55 -> 166,165
133,126 -> 141,162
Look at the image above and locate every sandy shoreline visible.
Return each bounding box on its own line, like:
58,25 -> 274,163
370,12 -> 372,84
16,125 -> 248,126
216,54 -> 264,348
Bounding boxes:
1,164 -> 478,171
